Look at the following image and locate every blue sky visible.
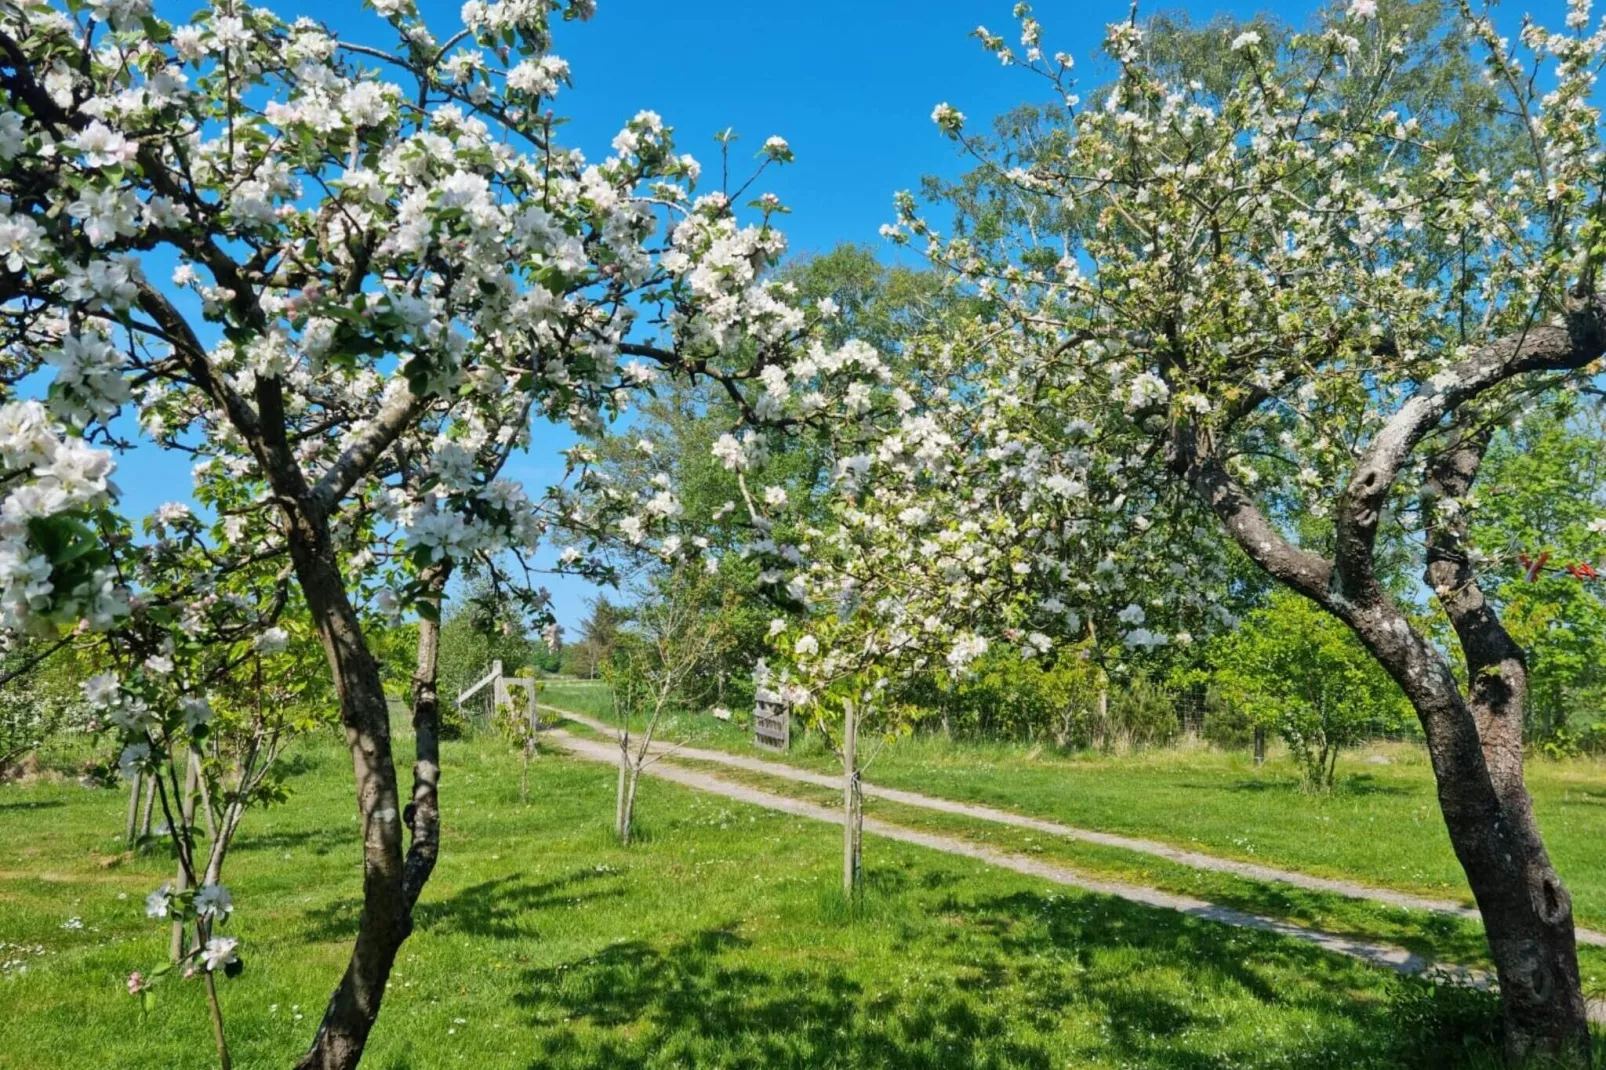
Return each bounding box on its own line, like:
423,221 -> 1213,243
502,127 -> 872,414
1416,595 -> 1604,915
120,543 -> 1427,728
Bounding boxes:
118,0 -> 1564,630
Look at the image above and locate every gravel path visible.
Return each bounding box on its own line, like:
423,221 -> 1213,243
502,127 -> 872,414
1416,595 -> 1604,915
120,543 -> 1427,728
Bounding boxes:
541,705 -> 1606,951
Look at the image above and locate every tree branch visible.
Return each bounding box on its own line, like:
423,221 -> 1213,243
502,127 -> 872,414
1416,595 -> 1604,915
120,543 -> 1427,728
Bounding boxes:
1334,298 -> 1606,601
307,385 -> 428,518
1420,417 -> 1528,795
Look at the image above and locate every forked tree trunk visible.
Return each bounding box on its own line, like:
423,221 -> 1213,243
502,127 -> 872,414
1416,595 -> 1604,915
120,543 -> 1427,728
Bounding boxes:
1171,294 -> 1606,1062
290,520 -> 413,1070
1412,430 -> 1587,1061
1347,599 -> 1588,1060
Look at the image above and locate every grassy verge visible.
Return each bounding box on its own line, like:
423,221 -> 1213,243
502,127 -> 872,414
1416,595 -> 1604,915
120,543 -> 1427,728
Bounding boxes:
0,728 -> 1563,1068
645,749 -> 1606,998
540,695 -> 1606,930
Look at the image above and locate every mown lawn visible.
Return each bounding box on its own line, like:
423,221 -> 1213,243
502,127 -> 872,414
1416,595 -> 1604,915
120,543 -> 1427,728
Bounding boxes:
0,725 -> 1536,1069
537,681 -> 1606,930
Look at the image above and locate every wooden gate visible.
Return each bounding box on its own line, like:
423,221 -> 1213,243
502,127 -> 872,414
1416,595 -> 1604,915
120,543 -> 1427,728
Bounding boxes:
459,660 -> 540,735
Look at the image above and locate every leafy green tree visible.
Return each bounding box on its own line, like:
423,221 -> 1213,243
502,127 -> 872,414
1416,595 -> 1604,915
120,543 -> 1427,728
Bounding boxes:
1465,407 -> 1606,748
783,243 -> 944,355
942,646 -> 1100,746
561,596 -> 627,680
0,637 -> 90,778
1201,595 -> 1412,790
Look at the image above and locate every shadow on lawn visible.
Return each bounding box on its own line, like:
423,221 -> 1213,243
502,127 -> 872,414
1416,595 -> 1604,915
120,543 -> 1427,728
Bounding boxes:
300,867 -> 626,943
414,869 -> 627,939
951,889 -> 1499,1069
1152,881 -> 1491,968
0,799 -> 64,812
229,825 -> 359,857
1200,774 -> 1414,798
510,892 -> 1502,1069
514,925 -> 1053,1070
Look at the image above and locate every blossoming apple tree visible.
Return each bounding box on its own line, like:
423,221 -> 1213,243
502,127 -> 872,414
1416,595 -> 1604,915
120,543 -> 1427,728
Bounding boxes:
0,0 -> 825,1064
881,0 -> 1606,1058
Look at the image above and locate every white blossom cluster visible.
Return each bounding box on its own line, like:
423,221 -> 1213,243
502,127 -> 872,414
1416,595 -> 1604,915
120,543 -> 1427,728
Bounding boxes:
0,0 -> 828,1018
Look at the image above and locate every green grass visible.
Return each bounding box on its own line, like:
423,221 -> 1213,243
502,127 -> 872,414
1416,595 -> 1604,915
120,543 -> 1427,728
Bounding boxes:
651,749 -> 1606,997
541,692 -> 1606,931
538,680 -> 757,752
0,727 -> 1557,1068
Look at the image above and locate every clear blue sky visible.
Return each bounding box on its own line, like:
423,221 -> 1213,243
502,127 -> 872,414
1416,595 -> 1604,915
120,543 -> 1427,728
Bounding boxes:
119,0 -> 1564,631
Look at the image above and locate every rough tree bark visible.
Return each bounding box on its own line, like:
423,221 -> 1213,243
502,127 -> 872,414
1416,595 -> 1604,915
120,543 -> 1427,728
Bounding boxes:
293,558 -> 452,1070
289,512 -> 411,1070
403,563 -> 450,909
1413,422 -> 1588,1060
1169,304 -> 1604,1062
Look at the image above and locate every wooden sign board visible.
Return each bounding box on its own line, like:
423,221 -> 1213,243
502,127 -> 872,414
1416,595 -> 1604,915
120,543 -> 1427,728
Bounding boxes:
753,689 -> 790,752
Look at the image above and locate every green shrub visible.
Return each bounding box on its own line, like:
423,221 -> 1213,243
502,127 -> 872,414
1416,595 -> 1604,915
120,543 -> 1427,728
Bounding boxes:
1199,590 -> 1411,789
948,648 -> 1102,747
1104,675 -> 1181,750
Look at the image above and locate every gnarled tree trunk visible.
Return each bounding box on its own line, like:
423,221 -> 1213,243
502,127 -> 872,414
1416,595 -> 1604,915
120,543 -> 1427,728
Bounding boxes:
1415,427 -> 1586,1060
1170,303 -> 1605,1061
1344,593 -> 1587,1060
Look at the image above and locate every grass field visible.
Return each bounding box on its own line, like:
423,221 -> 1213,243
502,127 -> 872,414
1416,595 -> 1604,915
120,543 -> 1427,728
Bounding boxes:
538,681 -> 1606,931
0,721 -> 1547,1069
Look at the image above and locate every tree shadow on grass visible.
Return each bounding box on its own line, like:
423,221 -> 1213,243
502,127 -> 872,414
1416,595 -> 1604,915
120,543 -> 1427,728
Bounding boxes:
1194,775 -> 1413,798
1334,773 -> 1416,798
945,889 -> 1500,1069
229,826 -> 359,857
300,867 -> 625,943
509,892 -> 1504,1070
414,869 -> 626,940
1145,881 -> 1490,968
0,799 -> 63,812
514,925 -> 1052,1070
